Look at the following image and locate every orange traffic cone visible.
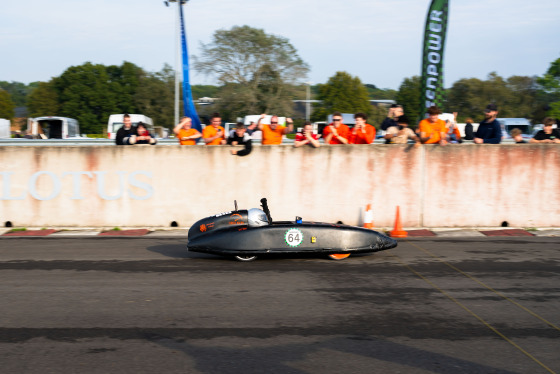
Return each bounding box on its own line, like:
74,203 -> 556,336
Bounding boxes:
390,206 -> 408,238
363,204 -> 374,229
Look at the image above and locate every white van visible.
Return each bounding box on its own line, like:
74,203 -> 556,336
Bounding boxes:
496,118 -> 532,140
29,117 -> 81,139
107,114 -> 154,140
241,115 -> 287,126
0,119 -> 10,138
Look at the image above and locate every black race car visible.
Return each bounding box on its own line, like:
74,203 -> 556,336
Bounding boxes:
187,198 -> 398,261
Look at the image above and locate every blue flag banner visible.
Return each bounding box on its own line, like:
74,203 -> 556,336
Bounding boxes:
179,2 -> 202,132
420,0 -> 449,116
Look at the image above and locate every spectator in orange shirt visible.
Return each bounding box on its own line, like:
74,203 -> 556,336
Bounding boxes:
174,116 -> 201,145
257,114 -> 293,145
419,106 -> 447,145
348,113 -> 376,144
323,111 -> 350,144
202,113 -> 226,145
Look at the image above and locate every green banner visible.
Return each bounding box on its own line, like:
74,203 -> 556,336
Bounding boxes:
420,0 -> 449,116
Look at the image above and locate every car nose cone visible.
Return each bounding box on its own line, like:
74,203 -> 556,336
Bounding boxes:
376,234 -> 398,250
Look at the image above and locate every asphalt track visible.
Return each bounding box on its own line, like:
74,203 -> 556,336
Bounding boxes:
0,237 -> 558,374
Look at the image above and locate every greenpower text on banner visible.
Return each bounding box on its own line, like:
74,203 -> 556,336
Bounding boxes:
420,0 -> 449,117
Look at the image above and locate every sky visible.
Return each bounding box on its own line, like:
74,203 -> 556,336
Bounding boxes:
1,0 -> 559,90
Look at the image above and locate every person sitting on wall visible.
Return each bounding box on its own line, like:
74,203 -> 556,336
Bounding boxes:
474,104 -> 502,144
348,113 -> 376,144
202,113 -> 227,145
530,117 -> 560,144
257,114 -> 293,145
115,113 -> 137,145
510,128 -> 527,143
227,122 -> 253,156
419,106 -> 447,146
385,115 -> 419,144
294,122 -> 321,148
174,116 -> 201,145
323,111 -> 349,144
135,122 -> 157,145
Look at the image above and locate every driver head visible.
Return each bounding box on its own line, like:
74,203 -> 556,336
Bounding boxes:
248,208 -> 269,227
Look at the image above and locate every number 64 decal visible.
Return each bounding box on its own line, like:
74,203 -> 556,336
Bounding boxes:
284,228 -> 303,247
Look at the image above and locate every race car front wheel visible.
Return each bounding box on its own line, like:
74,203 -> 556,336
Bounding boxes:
234,255 -> 258,262
328,253 -> 350,260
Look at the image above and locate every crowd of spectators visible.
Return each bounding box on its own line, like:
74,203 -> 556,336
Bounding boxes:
117,106 -> 559,152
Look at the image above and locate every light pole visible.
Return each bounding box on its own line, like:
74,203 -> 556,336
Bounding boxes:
164,0 -> 201,131
164,1 -> 184,128
305,82 -> 312,122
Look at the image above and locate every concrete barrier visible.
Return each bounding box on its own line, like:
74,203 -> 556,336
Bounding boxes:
1,144 -> 558,227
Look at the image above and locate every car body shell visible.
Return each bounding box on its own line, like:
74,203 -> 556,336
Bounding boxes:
187,208 -> 398,258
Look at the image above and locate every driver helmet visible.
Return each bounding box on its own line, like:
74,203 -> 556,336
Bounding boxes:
248,208 -> 269,227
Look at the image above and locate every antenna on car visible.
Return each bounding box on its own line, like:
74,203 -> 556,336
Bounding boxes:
234,200 -> 238,211
260,198 -> 273,224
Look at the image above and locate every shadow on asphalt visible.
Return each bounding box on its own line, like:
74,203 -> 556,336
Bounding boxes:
146,243 -> 375,263
146,244 -> 219,260
149,334 -> 518,374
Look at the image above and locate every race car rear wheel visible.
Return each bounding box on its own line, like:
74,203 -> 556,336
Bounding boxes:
234,255 -> 257,262
328,253 -> 351,260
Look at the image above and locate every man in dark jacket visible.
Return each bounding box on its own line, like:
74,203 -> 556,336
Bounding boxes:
474,104 -> 502,144
115,114 -> 137,145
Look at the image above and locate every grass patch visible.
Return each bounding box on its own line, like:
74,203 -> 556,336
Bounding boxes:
8,228 -> 27,232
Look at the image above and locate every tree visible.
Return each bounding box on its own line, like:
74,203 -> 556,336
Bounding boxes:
194,25 -> 309,120
134,64 -> 175,128
53,61 -> 146,133
504,75 -> 540,120
311,72 -> 371,122
0,81 -> 35,107
446,72 -> 541,123
26,81 -> 60,117
445,77 -> 486,122
54,62 -> 117,133
364,84 -> 397,100
396,76 -> 421,125
106,61 -> 143,113
537,58 -> 560,119
0,89 -> 16,119
191,85 -> 220,100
